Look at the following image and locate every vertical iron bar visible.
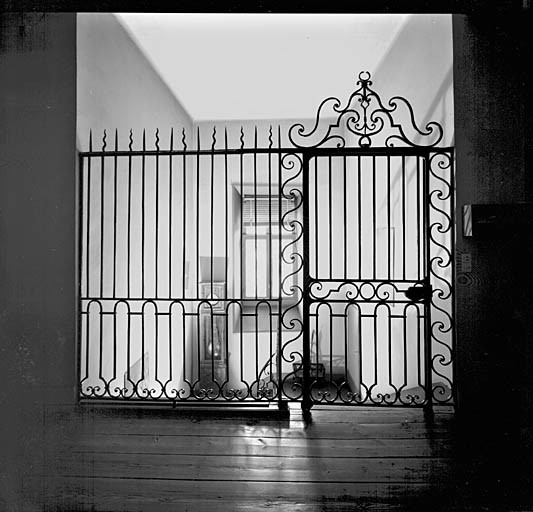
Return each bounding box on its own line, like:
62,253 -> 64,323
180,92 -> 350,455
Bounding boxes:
240,128 -> 244,299
254,125 -> 263,391
343,307 -> 348,392
358,155 -> 362,280
328,155 -> 332,280
196,127 -> 200,298
210,126 -> 215,300
224,305 -> 229,391
423,154 -> 433,413
267,129 -> 273,387
84,308 -> 90,385
254,127 -> 258,300
255,306 -> 259,389
77,153 -> 85,399
112,309 -> 117,394
373,308 -> 378,400
372,155 -> 376,281
421,156 -> 427,285
155,304 -> 159,394
182,129 -> 187,298
168,129 -> 173,299
224,129 -> 228,300
99,131 -> 106,298
402,155 -> 406,281
86,132 -> 92,297
450,150 -> 457,408
196,305 -> 201,389
387,306 -> 393,402
240,304 -> 244,386
211,307 -> 214,384
98,307 -> 104,387
113,130 -> 118,298
127,130 -> 132,298
417,155 -> 421,281
358,309 -> 363,402
402,306 -> 408,402
141,130 -> 146,299
126,306 -> 131,393
387,156 -> 391,281
268,127 -> 272,298
141,305 -> 146,387
302,152 -> 312,411
417,307 -> 423,394
343,155 -> 347,280
182,307 -> 187,388
269,308 -> 273,393
277,126 -> 283,406
155,130 -> 160,298
329,307 -> 333,383
315,307 -> 319,372
168,307 -> 173,385
315,158 -> 319,278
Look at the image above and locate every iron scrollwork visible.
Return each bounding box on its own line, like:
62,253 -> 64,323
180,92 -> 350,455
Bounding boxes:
289,71 -> 444,149
428,150 -> 454,404
278,153 -> 305,400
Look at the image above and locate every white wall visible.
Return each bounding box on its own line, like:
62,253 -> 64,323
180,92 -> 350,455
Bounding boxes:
78,13 -> 195,398
77,13 -> 193,150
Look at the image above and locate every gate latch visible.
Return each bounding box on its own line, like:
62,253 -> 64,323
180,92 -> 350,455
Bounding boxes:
404,283 -> 433,302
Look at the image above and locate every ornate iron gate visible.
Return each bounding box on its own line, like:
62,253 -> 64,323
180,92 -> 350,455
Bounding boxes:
78,72 -> 454,409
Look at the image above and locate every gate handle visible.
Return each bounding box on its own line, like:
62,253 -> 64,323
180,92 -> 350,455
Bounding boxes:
404,283 -> 432,302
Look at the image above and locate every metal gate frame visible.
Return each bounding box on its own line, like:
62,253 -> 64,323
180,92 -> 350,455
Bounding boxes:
289,72 -> 455,410
298,148 -> 454,411
77,72 -> 455,409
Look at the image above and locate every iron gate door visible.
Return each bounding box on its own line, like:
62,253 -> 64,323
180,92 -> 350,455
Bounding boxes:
286,71 -> 455,409
302,150 -> 433,407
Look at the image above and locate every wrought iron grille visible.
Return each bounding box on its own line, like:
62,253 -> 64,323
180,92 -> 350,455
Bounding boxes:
78,72 -> 455,408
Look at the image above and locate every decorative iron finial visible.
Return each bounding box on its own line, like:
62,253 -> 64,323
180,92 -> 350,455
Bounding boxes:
288,71 -> 443,149
128,129 -> 133,151
155,128 -> 160,151
211,126 -> 217,150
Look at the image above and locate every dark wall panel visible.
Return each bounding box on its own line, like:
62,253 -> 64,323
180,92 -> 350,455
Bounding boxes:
453,12 -> 532,429
0,12 -> 77,510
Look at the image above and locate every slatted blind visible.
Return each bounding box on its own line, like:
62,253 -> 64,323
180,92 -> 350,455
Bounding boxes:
243,195 -> 294,226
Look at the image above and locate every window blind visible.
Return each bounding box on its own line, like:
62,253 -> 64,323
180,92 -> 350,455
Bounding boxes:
242,195 -> 295,226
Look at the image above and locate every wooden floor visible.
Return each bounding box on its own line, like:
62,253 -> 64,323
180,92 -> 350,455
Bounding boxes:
38,404 -> 533,512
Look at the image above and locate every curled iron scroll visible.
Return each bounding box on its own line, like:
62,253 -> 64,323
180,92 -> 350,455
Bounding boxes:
289,71 -> 444,149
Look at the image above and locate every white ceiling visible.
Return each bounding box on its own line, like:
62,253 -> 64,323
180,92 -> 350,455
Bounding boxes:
115,13 -> 409,122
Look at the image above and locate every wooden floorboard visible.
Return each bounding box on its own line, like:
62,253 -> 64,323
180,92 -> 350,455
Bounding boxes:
46,477 -> 445,512
80,418 -> 453,440
42,406 -> 466,511
56,453 -> 452,483
71,434 -> 454,458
